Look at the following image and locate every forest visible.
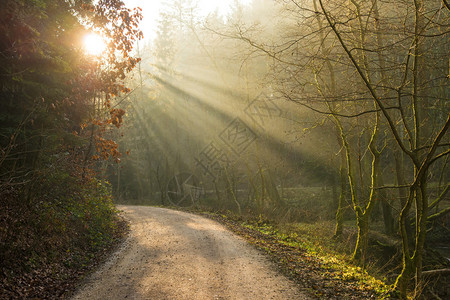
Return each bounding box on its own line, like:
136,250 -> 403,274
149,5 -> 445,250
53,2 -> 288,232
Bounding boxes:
1,0 -> 449,299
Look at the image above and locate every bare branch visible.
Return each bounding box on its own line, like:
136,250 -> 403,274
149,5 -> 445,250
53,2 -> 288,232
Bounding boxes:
427,207 -> 450,222
429,185 -> 450,211
419,113 -> 450,174
317,0 -> 415,162
372,184 -> 412,190
283,94 -> 399,118
422,268 -> 450,276
442,0 -> 450,11
430,148 -> 450,165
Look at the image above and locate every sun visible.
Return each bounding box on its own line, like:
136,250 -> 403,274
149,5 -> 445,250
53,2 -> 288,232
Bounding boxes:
83,33 -> 106,56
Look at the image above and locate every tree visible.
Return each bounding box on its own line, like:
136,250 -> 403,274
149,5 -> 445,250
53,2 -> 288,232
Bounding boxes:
315,0 -> 449,296
209,0 -> 448,296
0,1 -> 142,296
0,0 -> 142,180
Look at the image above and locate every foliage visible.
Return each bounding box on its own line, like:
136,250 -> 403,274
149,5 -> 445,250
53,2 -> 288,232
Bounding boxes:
0,0 -> 142,297
0,171 -> 126,298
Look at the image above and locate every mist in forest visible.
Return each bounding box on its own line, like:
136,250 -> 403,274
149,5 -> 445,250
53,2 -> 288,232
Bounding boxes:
111,0 -> 449,296
116,0 -> 338,204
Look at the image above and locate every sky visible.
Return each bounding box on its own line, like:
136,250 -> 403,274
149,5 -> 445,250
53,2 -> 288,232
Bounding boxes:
124,0 -> 251,40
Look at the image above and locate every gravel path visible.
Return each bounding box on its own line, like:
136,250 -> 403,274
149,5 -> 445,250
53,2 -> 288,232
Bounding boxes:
71,205 -> 311,299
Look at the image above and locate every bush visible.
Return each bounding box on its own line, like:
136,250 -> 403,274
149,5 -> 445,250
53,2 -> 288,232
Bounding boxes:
0,169 -> 123,298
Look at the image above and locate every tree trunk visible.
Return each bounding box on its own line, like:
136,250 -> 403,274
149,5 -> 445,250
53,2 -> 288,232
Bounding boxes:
394,149 -> 412,236
225,168 -> 241,215
395,253 -> 414,298
352,109 -> 380,265
334,153 -> 347,238
352,210 -> 369,265
379,174 -> 394,235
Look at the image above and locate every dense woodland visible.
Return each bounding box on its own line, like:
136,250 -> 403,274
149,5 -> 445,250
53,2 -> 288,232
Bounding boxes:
0,0 -> 142,297
1,0 -> 449,299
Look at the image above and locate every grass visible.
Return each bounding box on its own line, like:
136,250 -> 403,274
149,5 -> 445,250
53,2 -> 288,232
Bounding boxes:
244,219 -> 393,297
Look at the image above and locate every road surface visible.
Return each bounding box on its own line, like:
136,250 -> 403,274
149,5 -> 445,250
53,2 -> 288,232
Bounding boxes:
72,206 -> 311,299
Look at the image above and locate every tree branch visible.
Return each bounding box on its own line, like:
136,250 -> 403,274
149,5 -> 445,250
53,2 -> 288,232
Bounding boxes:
427,206 -> 450,222
443,0 -> 450,12
429,185 -> 450,211
418,113 -> 450,176
372,184 -> 412,190
430,148 -> 450,165
317,0 -> 415,162
422,268 -> 450,276
283,94 -> 399,118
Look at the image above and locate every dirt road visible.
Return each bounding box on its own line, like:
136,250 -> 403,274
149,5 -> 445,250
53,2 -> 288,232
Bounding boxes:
72,206 -> 311,299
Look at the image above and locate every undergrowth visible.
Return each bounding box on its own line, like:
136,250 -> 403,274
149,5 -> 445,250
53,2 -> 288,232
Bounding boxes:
0,172 -> 126,299
246,220 -> 393,297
